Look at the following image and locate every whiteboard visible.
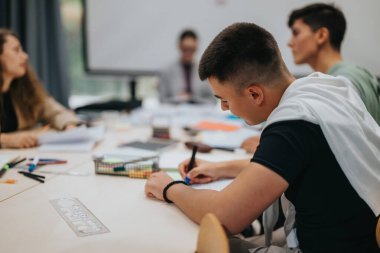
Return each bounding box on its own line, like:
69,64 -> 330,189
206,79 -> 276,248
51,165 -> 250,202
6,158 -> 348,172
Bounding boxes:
84,0 -> 380,76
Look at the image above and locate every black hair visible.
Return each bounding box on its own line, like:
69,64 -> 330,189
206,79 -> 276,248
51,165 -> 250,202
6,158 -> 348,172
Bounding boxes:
288,3 -> 346,50
179,29 -> 198,42
199,22 -> 288,90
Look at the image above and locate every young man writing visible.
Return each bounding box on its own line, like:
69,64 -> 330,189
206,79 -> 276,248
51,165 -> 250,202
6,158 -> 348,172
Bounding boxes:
145,22 -> 380,253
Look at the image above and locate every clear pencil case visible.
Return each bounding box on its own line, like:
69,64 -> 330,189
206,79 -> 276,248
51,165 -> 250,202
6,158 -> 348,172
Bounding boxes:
93,156 -> 159,178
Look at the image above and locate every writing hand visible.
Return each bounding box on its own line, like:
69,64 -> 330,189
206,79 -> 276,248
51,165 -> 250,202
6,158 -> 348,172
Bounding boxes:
178,158 -> 221,184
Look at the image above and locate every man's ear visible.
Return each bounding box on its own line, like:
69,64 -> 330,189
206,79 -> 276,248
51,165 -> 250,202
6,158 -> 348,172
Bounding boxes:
315,27 -> 330,46
246,84 -> 264,105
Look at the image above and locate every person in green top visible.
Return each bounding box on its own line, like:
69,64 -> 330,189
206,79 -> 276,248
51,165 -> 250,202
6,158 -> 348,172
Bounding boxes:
240,3 -> 380,154
287,3 -> 380,124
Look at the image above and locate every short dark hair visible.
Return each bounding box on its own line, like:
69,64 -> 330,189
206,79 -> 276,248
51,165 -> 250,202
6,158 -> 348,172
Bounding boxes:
199,23 -> 288,90
179,29 -> 197,42
288,3 -> 346,50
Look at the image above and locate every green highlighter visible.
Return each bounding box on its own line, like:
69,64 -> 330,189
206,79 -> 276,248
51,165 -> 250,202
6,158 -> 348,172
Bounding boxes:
0,156 -> 26,178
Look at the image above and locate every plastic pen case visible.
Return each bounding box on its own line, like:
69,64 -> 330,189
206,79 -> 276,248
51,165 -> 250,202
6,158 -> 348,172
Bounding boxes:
93,157 -> 159,179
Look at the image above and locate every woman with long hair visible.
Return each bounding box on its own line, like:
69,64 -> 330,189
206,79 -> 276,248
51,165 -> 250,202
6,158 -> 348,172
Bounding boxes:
0,28 -> 80,148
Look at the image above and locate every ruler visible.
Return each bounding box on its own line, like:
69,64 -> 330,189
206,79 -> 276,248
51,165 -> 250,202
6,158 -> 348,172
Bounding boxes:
50,197 -> 110,237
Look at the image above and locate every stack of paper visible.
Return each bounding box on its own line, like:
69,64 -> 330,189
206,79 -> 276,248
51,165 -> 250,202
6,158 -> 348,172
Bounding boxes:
38,126 -> 105,152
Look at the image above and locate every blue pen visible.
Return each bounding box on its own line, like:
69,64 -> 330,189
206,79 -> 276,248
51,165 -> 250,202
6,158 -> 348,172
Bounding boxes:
28,156 -> 40,172
184,145 -> 198,185
29,158 -> 64,162
40,159 -> 60,162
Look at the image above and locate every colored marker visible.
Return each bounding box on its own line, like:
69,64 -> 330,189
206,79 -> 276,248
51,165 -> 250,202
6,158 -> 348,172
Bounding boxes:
0,156 -> 26,178
28,156 -> 40,172
18,171 -> 45,183
29,158 -> 66,162
184,145 -> 198,185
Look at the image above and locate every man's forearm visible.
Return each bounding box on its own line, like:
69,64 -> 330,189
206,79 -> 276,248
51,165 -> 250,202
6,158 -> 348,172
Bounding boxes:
217,159 -> 251,178
166,184 -> 222,225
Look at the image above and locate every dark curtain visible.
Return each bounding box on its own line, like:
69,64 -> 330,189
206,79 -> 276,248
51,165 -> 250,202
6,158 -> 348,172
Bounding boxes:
0,0 -> 70,107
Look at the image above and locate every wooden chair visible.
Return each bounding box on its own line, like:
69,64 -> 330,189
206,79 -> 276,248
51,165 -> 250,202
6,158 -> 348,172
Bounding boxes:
196,213 -> 230,253
376,216 -> 380,248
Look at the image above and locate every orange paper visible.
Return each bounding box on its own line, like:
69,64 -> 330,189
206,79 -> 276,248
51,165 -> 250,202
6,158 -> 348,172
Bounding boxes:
193,120 -> 241,132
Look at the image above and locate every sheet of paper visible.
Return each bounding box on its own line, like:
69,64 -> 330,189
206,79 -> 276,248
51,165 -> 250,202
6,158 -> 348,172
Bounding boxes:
87,125 -> 106,141
38,125 -> 105,144
38,126 -> 90,144
38,140 -> 96,152
201,127 -> 261,149
167,171 -> 232,192
191,179 -> 233,191
193,120 -> 242,132
38,126 -> 105,152
159,150 -> 249,170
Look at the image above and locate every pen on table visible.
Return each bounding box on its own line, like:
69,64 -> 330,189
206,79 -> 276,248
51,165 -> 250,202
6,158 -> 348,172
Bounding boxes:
29,158 -> 66,162
18,171 -> 45,183
28,156 -> 40,172
184,145 -> 198,185
0,156 -> 26,178
27,158 -> 67,165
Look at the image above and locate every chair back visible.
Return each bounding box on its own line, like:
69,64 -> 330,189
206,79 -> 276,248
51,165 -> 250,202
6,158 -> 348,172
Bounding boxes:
196,213 -> 229,253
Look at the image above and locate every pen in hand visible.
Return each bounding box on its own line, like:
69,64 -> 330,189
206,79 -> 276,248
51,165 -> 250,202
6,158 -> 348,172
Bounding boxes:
184,145 -> 198,185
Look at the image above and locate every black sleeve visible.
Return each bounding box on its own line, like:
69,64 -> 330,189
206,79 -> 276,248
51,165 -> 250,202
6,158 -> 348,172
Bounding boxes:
251,120 -> 315,184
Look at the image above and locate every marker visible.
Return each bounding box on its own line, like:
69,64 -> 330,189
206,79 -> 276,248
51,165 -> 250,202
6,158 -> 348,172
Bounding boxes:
28,156 -> 40,172
18,171 -> 45,183
29,158 -> 66,162
184,145 -> 198,185
0,156 -> 26,178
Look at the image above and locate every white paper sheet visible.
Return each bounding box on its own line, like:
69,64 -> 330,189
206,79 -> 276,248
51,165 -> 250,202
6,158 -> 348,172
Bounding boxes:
159,150 -> 249,170
38,126 -> 105,152
201,127 -> 261,149
38,140 -> 96,152
167,171 -> 233,192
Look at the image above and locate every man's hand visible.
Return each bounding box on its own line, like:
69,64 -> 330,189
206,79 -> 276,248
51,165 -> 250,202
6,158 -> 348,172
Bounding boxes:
145,171 -> 174,201
178,158 -> 223,184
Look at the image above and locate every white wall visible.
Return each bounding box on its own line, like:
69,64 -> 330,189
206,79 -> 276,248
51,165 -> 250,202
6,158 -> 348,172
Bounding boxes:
85,0 -> 380,76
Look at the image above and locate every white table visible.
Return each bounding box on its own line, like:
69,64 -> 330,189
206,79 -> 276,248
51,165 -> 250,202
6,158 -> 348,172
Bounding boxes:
0,159 -> 199,253
0,151 -> 90,202
0,123 -> 250,253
